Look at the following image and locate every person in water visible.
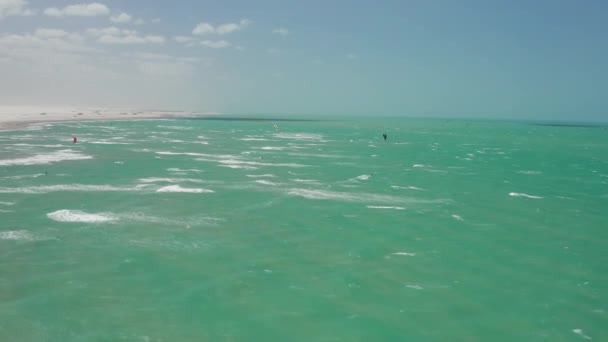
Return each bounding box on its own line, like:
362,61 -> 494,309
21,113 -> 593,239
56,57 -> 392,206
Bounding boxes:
382,133 -> 387,141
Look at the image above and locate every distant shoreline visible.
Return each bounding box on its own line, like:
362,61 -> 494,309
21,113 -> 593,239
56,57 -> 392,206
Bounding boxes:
0,106 -> 203,131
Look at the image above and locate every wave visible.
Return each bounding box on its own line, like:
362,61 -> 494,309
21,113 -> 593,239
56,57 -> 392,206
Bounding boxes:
391,185 -> 427,191
0,184 -> 138,194
239,137 -> 270,141
220,164 -> 258,170
451,214 -> 464,221
258,146 -> 287,150
156,185 -> 214,193
157,125 -> 192,130
367,206 -> 406,210
0,201 -> 15,206
351,174 -> 371,181
292,179 -> 320,184
47,210 -> 116,223
274,133 -> 324,141
391,252 -> 416,256
0,230 -> 42,241
218,159 -> 308,168
138,177 -> 204,184
287,152 -> 353,159
88,141 -> 133,145
10,143 -> 64,148
517,171 -> 543,175
157,151 -> 239,159
509,192 -> 543,199
167,168 -> 204,173
255,180 -> 281,186
246,174 -> 276,178
0,150 -> 93,166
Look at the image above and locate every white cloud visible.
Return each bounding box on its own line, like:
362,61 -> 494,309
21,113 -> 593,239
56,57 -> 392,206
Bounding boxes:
347,53 -> 358,60
272,28 -> 289,36
99,34 -> 164,45
0,32 -> 98,56
86,26 -> 164,44
134,18 -> 144,25
174,36 -> 195,43
201,40 -> 229,49
34,28 -> 68,39
192,23 -> 214,35
110,12 -> 131,23
44,3 -> 110,17
151,17 -> 161,23
267,48 -> 280,54
192,19 -> 251,35
0,0 -> 34,18
86,26 -> 132,36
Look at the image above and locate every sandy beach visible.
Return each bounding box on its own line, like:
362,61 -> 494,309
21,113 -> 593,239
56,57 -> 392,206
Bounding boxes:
0,106 -> 198,131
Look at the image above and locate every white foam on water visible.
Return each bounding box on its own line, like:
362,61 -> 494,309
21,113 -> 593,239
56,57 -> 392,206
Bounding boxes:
405,284 -> 424,290
287,152 -> 352,159
509,192 -> 543,199
572,329 -> 592,340
0,184 -> 138,194
0,150 -> 93,166
255,180 -> 282,186
0,209 -> 13,213
391,186 -> 427,191
367,206 -> 406,210
167,168 -> 204,173
413,164 -> 426,168
288,188 -> 402,204
452,214 -> 464,221
274,132 -> 324,141
120,212 -> 221,226
3,173 -> 45,180
246,174 -> 276,178
292,179 -> 319,183
114,161 -> 124,164
0,230 -> 39,241
156,185 -> 214,193
47,210 -> 116,223
240,137 -> 269,141
157,125 -> 192,130
138,177 -> 204,184
258,146 -> 287,150
88,141 -> 132,145
517,170 -> 542,175
220,164 -> 258,170
351,174 -> 371,181
392,252 -> 416,256
11,143 -> 64,148
0,201 -> 15,206
157,151 -> 239,159
218,159 -> 308,168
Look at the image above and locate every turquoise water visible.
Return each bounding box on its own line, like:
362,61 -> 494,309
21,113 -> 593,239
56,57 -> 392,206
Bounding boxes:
1,118 -> 607,341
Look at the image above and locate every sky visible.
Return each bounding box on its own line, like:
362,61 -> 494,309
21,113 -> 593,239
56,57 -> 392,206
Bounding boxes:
0,0 -> 607,120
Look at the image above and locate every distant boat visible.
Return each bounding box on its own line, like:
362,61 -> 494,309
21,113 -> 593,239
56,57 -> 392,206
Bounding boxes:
73,136 -> 78,144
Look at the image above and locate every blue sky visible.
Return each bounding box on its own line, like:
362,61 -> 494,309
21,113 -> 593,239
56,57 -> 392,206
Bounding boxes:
0,0 -> 606,120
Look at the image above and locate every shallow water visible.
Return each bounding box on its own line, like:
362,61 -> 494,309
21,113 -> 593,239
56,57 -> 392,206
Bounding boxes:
1,118 -> 607,340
